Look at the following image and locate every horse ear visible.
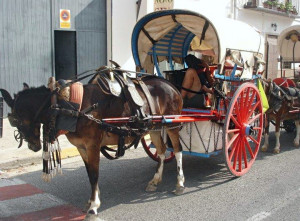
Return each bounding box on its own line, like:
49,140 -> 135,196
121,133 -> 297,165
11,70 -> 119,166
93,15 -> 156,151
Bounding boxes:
0,89 -> 14,108
23,82 -> 29,90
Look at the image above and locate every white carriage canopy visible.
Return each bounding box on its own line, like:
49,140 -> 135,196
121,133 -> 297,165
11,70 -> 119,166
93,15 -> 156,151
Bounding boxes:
278,25 -> 300,62
131,9 -> 264,76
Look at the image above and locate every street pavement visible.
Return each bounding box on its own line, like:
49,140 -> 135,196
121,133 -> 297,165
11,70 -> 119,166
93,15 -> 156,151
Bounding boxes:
0,118 -> 84,220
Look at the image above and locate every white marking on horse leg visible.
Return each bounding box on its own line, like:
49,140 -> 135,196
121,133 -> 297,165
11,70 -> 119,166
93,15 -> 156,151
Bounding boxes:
174,152 -> 185,195
146,154 -> 165,192
274,132 -> 280,153
88,188 -> 101,214
261,133 -> 269,152
294,121 -> 300,147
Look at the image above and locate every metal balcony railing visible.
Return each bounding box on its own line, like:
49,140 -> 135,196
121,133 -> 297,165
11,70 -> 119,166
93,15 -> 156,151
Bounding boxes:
242,0 -> 300,17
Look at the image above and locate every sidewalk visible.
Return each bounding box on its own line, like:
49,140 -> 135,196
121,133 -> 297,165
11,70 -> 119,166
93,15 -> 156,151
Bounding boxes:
0,118 -> 79,170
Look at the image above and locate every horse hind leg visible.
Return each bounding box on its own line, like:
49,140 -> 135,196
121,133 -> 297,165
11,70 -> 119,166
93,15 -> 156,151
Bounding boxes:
167,127 -> 185,195
293,120 -> 300,147
146,131 -> 166,192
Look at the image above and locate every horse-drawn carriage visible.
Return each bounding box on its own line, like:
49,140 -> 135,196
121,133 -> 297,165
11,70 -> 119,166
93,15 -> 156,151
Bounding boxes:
262,25 -> 300,153
129,9 -> 265,176
0,9 -> 267,215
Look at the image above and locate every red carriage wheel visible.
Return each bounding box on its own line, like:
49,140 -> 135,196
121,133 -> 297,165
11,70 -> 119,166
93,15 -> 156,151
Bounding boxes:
223,82 -> 263,176
141,135 -> 175,163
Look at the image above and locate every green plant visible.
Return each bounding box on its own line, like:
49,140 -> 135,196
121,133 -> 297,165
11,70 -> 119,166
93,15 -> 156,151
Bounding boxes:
272,0 -> 279,7
266,0 -> 273,6
279,2 -> 285,10
285,1 -> 293,11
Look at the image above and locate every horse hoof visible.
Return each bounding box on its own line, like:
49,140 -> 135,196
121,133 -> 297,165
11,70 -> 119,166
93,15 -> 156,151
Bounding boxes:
293,141 -> 299,147
174,186 -> 185,195
82,202 -> 91,213
273,149 -> 280,154
261,146 -> 268,152
146,184 -> 157,192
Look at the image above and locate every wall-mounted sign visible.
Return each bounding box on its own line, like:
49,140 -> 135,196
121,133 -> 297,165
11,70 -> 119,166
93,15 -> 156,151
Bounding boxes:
154,0 -> 174,11
60,9 -> 71,29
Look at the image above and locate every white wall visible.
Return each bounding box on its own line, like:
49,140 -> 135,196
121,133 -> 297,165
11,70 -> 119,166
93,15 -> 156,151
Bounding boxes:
110,0 -> 137,71
111,0 -> 300,72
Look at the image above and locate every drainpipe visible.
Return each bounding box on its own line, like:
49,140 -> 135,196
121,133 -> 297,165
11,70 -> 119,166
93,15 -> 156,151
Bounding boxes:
50,0 -> 54,77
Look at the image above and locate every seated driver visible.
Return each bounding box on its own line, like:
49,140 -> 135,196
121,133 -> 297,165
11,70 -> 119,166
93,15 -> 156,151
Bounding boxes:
181,54 -> 214,108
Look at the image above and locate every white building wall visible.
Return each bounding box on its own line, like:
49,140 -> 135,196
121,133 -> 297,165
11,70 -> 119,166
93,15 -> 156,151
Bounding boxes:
108,0 -> 137,71
110,0 -> 300,73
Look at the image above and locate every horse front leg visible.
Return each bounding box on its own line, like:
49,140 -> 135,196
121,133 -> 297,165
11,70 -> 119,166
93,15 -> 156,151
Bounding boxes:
167,128 -> 184,195
86,146 -> 101,214
261,116 -> 270,152
293,120 -> 300,147
274,118 -> 281,154
146,131 -> 166,192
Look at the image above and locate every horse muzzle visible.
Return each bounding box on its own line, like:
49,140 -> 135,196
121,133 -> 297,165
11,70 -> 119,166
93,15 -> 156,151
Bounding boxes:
28,141 -> 42,152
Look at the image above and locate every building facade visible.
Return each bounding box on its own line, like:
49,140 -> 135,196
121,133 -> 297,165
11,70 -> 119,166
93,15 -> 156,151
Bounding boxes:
1,0 -> 300,116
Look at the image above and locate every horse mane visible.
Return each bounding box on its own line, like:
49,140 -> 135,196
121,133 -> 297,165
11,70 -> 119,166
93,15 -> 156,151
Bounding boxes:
17,86 -> 50,97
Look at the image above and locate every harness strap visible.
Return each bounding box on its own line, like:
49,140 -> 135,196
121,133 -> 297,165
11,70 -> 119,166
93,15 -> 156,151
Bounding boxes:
137,78 -> 157,115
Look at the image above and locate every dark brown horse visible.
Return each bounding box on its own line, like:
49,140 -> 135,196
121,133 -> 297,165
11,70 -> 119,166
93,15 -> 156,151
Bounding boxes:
262,78 -> 300,153
0,72 -> 184,215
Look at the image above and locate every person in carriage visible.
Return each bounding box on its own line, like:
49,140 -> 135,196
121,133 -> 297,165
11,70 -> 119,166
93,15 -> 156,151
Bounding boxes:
181,54 -> 214,108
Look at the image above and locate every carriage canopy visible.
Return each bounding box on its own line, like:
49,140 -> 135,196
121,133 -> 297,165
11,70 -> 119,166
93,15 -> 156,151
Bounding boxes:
131,9 -> 264,76
277,25 -> 300,62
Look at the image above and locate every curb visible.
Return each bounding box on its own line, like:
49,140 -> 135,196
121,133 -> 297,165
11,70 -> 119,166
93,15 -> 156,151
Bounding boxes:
0,147 -> 80,170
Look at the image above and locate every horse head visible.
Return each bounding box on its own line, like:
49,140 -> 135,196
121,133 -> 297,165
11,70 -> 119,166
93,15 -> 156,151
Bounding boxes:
0,84 -> 51,152
262,78 -> 285,112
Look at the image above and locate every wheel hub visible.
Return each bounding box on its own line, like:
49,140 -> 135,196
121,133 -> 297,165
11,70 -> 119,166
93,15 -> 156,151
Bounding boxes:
244,124 -> 253,136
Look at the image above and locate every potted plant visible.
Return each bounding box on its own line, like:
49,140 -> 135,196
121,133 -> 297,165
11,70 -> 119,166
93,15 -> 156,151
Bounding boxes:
263,1 -> 268,8
285,1 -> 293,14
267,0 -> 273,9
278,2 -> 285,12
272,0 -> 278,10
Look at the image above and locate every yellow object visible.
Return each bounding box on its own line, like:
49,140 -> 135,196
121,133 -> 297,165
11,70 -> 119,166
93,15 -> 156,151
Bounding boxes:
258,79 -> 269,113
61,147 -> 79,159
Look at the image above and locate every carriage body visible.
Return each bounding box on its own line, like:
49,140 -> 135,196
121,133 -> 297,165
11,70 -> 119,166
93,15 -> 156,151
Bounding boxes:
130,9 -> 265,176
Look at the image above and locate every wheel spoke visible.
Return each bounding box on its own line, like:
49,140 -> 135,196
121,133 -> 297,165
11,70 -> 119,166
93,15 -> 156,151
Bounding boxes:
227,133 -> 239,150
242,140 -> 248,169
229,135 -> 240,161
230,115 -> 241,128
238,138 -> 243,172
246,89 -> 256,111
234,102 -> 242,124
228,128 -> 240,133
248,135 -> 259,145
233,138 -> 240,170
244,136 -> 255,159
247,101 -> 260,119
240,88 -> 249,121
247,113 -> 262,125
253,127 -> 262,131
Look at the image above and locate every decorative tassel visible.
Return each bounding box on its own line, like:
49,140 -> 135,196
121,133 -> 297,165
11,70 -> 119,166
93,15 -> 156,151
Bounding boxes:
42,138 -> 62,182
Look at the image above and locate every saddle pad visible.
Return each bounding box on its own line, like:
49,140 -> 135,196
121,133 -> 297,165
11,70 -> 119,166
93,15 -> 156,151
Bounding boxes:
273,78 -> 296,88
70,82 -> 84,110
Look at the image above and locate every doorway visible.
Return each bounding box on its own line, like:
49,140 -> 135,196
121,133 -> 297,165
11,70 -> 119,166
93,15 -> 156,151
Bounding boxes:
54,31 -> 77,80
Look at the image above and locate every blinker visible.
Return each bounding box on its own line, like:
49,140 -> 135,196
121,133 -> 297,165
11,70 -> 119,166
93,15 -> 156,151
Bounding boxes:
8,113 -> 18,127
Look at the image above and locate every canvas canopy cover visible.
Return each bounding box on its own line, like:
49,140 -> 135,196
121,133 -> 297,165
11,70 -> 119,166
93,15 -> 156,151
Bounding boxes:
278,25 -> 300,62
131,9 -> 264,75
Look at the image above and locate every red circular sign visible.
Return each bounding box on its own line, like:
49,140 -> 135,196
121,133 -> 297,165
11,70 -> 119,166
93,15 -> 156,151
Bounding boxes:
60,10 -> 70,21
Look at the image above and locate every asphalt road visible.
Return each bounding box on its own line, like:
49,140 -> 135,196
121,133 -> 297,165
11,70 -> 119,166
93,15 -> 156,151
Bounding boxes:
5,129 -> 300,221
